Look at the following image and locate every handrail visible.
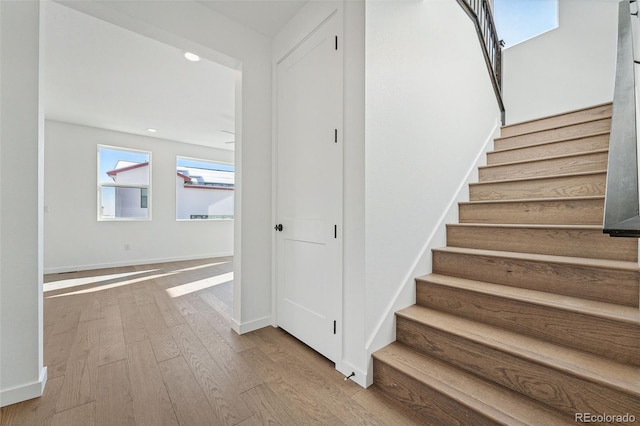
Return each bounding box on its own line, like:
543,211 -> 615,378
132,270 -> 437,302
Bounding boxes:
455,0 -> 505,124
603,0 -> 640,237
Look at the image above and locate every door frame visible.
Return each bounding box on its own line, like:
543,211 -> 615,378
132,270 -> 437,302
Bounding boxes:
271,3 -> 344,367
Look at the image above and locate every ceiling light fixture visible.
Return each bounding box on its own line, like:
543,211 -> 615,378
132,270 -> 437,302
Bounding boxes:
147,128 -> 157,133
184,52 -> 201,62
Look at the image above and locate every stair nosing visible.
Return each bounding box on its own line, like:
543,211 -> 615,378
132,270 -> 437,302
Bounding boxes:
446,223 -> 605,230
418,272 -> 639,323
459,195 -> 604,205
479,149 -> 609,171
373,342 -> 564,425
491,130 -> 610,153
469,170 -> 607,187
396,304 -> 640,396
495,116 -> 611,142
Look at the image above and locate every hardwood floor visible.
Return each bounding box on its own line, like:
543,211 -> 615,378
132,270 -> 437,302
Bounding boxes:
1,257 -> 424,426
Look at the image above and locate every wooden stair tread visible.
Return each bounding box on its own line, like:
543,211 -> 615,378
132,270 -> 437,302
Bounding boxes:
502,102 -> 612,128
432,246 -> 640,274
479,151 -> 608,183
479,149 -> 609,172
470,170 -> 607,187
433,245 -> 638,307
417,272 -> 639,327
397,304 -> 640,396
460,195 -> 604,205
446,222 -> 638,262
373,342 -> 570,425
447,223 -> 605,231
459,196 -> 605,225
500,103 -> 612,138
491,130 -> 610,154
495,117 -> 610,143
459,197 -> 605,226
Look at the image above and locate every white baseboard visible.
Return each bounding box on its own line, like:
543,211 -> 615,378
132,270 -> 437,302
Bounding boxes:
0,366 -> 47,408
44,252 -> 234,274
231,315 -> 272,335
336,360 -> 368,388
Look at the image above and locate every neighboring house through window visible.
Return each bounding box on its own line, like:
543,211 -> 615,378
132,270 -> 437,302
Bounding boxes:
176,157 -> 234,220
98,146 -> 151,220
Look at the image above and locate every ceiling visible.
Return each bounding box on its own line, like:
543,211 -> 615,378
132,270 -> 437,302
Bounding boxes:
43,0 -> 308,151
198,0 -> 308,38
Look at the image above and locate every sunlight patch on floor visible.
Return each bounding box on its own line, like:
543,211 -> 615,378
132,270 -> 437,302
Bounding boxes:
172,260 -> 230,272
165,272 -> 234,298
44,269 -> 159,292
45,271 -> 181,298
43,261 -> 231,298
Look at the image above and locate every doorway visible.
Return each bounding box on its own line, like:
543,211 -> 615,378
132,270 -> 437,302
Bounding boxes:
42,1 -> 238,308
274,11 -> 344,362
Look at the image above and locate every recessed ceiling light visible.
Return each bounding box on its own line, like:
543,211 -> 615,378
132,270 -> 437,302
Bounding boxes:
147,128 -> 157,133
184,52 -> 201,62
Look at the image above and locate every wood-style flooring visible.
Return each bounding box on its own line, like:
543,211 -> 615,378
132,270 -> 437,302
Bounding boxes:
0,257 -> 424,426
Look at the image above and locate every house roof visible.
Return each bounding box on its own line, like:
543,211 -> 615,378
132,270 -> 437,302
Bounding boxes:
107,162 -> 234,189
106,161 -> 149,177
177,166 -> 234,188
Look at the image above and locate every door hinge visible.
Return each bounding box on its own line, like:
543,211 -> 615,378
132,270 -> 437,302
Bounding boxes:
333,320 -> 336,334
335,36 -> 338,50
334,225 -> 337,239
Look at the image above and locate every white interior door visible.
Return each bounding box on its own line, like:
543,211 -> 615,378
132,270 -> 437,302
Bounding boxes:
275,12 -> 343,363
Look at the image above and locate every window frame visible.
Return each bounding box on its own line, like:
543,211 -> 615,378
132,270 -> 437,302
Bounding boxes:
97,145 -> 152,221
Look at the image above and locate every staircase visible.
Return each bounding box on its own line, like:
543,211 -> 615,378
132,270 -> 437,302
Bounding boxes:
372,103 -> 640,425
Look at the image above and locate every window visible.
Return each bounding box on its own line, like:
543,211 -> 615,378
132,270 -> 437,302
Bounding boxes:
494,0 -> 558,48
140,188 -> 148,209
98,146 -> 151,220
176,157 -> 234,220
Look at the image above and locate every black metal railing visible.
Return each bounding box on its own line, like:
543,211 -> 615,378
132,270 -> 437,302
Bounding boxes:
455,0 -> 505,123
603,0 -> 640,237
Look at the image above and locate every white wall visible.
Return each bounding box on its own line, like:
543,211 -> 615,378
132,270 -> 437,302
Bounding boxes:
0,0 -> 47,407
342,0 -> 367,387
364,0 -> 501,384
44,120 -> 234,272
502,0 -> 618,124
57,0 -> 274,333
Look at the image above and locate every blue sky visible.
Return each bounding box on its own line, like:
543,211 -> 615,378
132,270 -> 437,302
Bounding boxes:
177,157 -> 234,172
493,0 -> 558,48
98,148 -> 235,184
98,147 -> 149,184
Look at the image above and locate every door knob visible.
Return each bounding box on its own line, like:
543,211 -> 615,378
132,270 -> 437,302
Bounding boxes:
274,224 -> 283,231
